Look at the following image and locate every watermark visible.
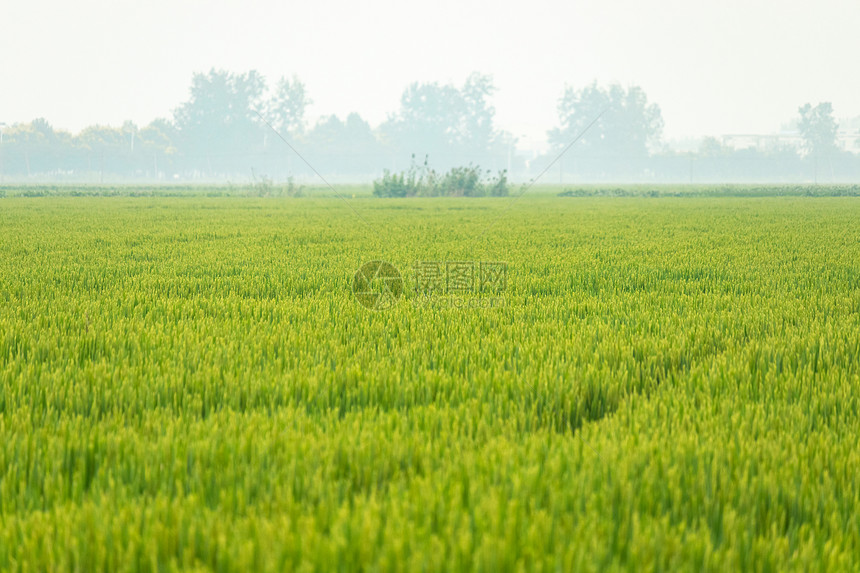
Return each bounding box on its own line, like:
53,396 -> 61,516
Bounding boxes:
352,260 -> 404,311
412,293 -> 506,310
352,260 -> 507,311
413,261 -> 507,295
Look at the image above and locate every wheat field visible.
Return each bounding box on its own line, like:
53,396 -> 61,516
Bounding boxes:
1,190 -> 858,571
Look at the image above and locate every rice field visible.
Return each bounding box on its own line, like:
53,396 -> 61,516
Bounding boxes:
0,189 -> 859,571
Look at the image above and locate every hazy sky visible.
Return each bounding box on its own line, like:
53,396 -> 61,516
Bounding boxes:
2,0 -> 858,151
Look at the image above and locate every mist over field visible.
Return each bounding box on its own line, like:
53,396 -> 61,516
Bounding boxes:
1,0 -> 859,184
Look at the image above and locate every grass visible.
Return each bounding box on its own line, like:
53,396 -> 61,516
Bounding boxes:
0,190 -> 859,571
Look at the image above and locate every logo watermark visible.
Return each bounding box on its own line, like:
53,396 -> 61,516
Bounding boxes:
352,260 -> 404,311
352,260 -> 507,311
412,293 -> 506,309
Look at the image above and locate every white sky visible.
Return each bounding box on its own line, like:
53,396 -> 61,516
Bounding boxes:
2,0 -> 858,151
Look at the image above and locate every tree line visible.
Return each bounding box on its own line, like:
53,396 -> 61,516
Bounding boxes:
0,69 -> 857,183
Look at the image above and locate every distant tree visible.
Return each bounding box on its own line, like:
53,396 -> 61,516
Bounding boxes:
457,73 -> 500,154
267,75 -> 310,137
547,82 -> 662,178
380,81 -> 461,163
173,69 -> 267,175
379,73 -> 506,169
78,124 -> 136,176
138,118 -> 177,154
137,118 -> 178,178
798,102 -> 838,157
698,136 -> 730,157
303,113 -> 381,175
549,82 -> 663,158
2,118 -> 79,176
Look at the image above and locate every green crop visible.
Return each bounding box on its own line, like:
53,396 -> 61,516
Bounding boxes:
0,192 -> 858,571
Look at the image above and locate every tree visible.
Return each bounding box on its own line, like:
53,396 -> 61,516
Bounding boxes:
698,136 -> 729,158
457,73 -> 500,155
78,124 -> 137,177
173,69 -> 267,175
380,81 -> 460,164
798,102 -> 838,157
2,119 -> 79,176
138,118 -> 177,154
137,118 -> 178,178
267,75 -> 310,137
302,113 -> 381,175
379,73 -> 506,169
547,82 -> 663,177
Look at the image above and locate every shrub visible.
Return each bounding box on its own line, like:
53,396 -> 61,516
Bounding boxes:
373,156 -> 509,197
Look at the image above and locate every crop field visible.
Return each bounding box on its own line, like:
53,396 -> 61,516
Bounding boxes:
1,189 -> 859,571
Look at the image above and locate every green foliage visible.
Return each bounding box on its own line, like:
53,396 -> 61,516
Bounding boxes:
372,169 -> 420,198
379,72 -> 506,166
373,156 -> 509,197
798,102 -> 839,156
558,184 -> 860,197
247,175 -> 305,197
436,165 -> 483,196
1,192 -> 860,571
267,75 -> 311,136
549,82 -> 664,158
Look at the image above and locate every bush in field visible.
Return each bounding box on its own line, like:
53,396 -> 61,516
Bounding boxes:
436,165 -> 482,196
486,168 -> 509,197
247,175 -> 304,197
372,156 -> 429,198
373,155 -> 508,197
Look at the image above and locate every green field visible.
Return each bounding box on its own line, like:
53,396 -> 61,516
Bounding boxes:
1,190 -> 859,571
